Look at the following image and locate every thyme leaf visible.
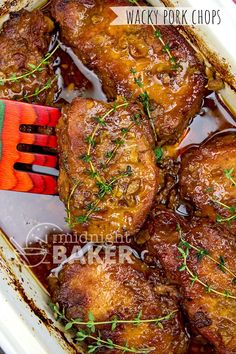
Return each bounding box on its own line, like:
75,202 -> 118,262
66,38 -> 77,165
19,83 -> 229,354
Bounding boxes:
224,168 -> 236,187
154,147 -> 163,162
177,226 -> 236,300
50,303 -> 177,353
0,44 -> 59,84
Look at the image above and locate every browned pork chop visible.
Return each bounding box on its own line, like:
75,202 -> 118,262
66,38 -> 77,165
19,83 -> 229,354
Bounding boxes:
51,0 -> 206,143
0,10 -> 57,104
48,253 -> 188,353
180,134 -> 236,235
57,97 -> 162,242
137,208 -> 236,354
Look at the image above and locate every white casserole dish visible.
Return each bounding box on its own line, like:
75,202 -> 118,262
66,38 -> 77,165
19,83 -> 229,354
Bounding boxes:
0,0 -> 235,353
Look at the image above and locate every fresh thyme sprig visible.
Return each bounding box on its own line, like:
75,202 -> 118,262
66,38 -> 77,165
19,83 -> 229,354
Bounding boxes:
224,168 -> 236,187
66,100 -> 144,227
153,30 -> 179,71
206,167 -> 236,225
130,68 -> 157,142
209,197 -> 236,225
177,225 -> 236,299
50,303 -> 177,353
64,310 -> 178,330
128,0 -> 181,146
76,332 -> 152,354
19,77 -> 57,102
105,112 -> 142,165
65,181 -> 81,228
83,99 -> 129,186
177,225 -> 236,278
128,0 -> 180,71
75,166 -> 133,224
0,44 -> 60,85
154,147 -> 163,163
216,213 -> 236,225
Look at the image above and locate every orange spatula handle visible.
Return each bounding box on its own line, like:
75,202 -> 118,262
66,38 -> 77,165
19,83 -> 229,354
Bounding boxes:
0,99 -> 60,194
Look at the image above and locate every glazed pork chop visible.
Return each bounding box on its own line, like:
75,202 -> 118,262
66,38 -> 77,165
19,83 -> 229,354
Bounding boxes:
57,97 -> 161,242
48,253 -> 188,353
0,10 -> 57,105
51,0 -> 206,144
180,134 -> 236,234
137,208 -> 236,354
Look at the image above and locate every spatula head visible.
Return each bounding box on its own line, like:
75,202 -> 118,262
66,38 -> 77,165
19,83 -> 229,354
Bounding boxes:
0,99 -> 61,194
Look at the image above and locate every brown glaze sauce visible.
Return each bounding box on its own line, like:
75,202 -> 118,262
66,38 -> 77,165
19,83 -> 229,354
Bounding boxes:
18,11 -> 236,354
56,48 -> 92,102
177,92 -> 236,154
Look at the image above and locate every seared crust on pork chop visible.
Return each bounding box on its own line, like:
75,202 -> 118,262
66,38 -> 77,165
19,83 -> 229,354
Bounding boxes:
48,253 -> 188,353
137,208 -> 236,353
57,97 -> 161,242
51,0 -> 206,143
